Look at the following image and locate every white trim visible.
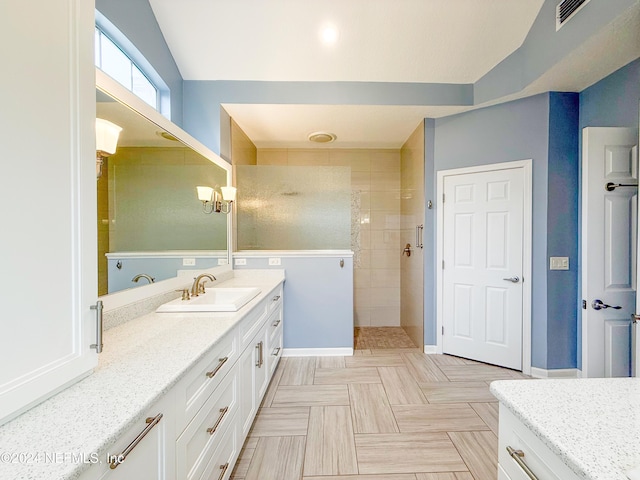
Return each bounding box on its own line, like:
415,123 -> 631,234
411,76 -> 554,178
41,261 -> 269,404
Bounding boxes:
106,250 -> 227,259
436,159 -> 533,376
424,345 -> 437,354
282,348 -> 353,357
530,367 -> 581,379
234,250 -> 354,258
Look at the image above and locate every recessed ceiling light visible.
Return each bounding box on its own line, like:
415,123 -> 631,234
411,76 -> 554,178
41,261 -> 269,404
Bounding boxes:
320,24 -> 339,45
308,131 -> 337,143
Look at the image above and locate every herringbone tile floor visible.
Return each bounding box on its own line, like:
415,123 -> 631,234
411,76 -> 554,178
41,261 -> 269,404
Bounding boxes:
231,328 -> 530,480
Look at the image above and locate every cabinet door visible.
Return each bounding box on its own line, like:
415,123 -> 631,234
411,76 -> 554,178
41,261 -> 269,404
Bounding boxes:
238,322 -> 269,437
0,0 -> 98,425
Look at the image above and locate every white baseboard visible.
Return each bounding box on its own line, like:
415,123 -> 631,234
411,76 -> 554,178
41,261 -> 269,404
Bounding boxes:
424,345 -> 438,354
282,347 -> 354,357
530,367 -> 581,379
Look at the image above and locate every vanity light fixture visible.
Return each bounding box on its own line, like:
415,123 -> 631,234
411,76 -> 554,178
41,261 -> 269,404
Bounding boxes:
95,118 -> 123,179
197,185 -> 236,214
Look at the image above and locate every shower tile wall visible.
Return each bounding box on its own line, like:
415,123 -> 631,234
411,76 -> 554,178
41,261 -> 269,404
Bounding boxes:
257,148 -> 401,326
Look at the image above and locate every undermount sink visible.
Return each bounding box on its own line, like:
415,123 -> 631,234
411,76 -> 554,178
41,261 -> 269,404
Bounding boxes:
156,287 -> 261,313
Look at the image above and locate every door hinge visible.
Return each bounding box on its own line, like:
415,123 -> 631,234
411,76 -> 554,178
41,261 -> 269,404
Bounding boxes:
442,193 -> 445,203
582,300 -> 587,309
441,326 -> 444,335
442,260 -> 445,269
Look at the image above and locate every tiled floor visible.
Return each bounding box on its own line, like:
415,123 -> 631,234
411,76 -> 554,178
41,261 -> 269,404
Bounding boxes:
231,349 -> 530,480
354,327 -> 417,349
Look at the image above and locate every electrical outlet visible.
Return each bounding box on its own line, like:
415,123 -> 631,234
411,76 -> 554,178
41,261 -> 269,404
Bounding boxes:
268,258 -> 281,266
217,258 -> 228,265
234,258 -> 247,266
549,256 -> 569,270
182,258 -> 196,266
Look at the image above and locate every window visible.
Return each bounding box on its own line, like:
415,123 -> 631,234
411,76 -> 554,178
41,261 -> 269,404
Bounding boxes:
95,27 -> 158,109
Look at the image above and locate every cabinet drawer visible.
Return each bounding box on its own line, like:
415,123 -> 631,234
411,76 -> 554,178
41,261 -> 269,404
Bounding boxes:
175,331 -> 238,433
177,367 -> 238,480
268,325 -> 283,377
267,307 -> 283,345
267,285 -> 283,314
199,412 -> 239,480
498,407 -> 580,480
238,297 -> 268,350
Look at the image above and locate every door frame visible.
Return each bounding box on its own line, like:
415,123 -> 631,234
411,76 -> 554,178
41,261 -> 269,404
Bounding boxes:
436,159 -> 533,375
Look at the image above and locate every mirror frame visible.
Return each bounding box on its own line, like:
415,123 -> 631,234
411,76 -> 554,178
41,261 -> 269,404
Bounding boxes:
96,69 -> 233,311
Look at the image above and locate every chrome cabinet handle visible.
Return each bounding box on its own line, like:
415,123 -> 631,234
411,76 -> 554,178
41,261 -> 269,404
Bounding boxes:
416,224 -> 424,249
90,300 -> 104,354
109,413 -> 163,469
255,341 -> 263,367
503,276 -> 520,283
217,462 -> 229,480
206,357 -> 229,378
506,446 -> 539,480
272,295 -> 281,302
592,299 -> 622,310
272,347 -> 281,356
206,406 -> 229,435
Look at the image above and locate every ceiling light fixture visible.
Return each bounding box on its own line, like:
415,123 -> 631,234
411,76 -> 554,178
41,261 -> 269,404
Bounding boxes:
95,118 -> 122,180
320,24 -> 339,45
308,131 -> 337,144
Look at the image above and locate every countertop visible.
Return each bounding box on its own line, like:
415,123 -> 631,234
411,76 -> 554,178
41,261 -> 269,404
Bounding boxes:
0,269 -> 284,480
491,378 -> 640,480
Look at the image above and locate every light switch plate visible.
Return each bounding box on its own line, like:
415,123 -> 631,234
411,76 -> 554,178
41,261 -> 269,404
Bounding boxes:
182,258 -> 196,266
550,256 -> 569,270
217,258 -> 228,265
234,258 -> 247,266
268,258 -> 281,266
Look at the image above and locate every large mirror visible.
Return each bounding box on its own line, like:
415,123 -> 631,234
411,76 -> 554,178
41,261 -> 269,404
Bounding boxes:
96,78 -> 230,296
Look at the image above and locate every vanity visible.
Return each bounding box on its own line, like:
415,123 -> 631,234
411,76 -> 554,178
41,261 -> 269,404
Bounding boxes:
0,269 -> 284,480
491,378 -> 640,480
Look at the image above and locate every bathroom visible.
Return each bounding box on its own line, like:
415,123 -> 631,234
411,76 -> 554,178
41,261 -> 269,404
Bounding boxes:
2,1 -> 640,479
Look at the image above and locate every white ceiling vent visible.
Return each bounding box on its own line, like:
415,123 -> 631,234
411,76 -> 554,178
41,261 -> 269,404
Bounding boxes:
556,0 -> 591,30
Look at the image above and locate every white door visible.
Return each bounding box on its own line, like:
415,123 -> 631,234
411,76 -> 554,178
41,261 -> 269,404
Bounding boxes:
441,164 -> 526,370
582,127 -> 638,378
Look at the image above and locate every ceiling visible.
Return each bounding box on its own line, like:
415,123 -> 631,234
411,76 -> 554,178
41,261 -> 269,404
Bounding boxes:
147,0 -> 639,149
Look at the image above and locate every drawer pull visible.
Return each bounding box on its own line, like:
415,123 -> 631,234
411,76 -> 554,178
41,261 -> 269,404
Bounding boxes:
507,446 -> 539,480
217,462 -> 229,480
206,406 -> 229,435
206,357 -> 229,378
272,347 -> 281,356
255,341 -> 264,367
272,319 -> 281,327
109,413 -> 163,469
272,295 -> 281,302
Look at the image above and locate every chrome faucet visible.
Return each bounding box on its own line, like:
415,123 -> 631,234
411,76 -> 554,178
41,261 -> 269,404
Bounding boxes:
132,273 -> 155,284
191,273 -> 216,296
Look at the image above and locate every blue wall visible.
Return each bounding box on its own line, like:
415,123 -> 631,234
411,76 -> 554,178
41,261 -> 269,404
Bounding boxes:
547,92 -> 580,369
234,256 -> 354,350
433,94 -> 552,369
96,0 -> 184,126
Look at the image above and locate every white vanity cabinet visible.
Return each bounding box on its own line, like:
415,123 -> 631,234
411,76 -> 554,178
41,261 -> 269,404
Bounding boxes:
498,407 -> 580,480
0,0 -> 98,425
80,392 -> 176,480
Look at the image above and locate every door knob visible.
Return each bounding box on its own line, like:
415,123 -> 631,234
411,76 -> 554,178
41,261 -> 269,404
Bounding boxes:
631,313 -> 640,324
502,276 -> 520,283
591,299 -> 622,310
403,244 -> 412,257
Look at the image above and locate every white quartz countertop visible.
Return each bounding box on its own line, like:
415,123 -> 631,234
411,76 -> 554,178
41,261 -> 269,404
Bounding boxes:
491,378 -> 640,480
0,269 -> 284,480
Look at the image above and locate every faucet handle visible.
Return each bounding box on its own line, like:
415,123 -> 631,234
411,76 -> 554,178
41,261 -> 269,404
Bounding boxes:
198,282 -> 207,294
176,289 -> 191,301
